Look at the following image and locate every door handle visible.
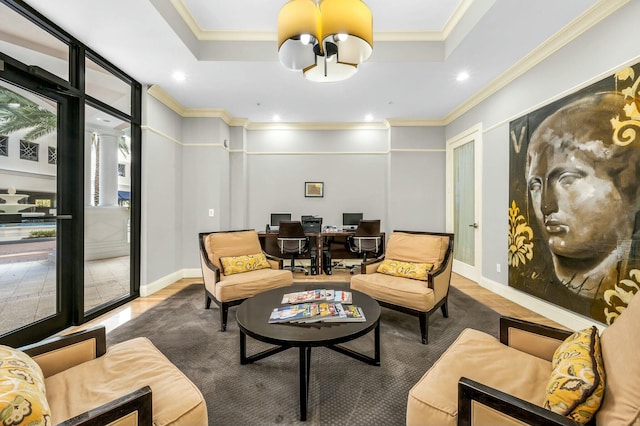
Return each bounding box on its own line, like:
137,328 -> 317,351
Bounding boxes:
468,222 -> 479,229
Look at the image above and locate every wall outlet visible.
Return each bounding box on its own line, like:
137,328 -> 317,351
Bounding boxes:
496,263 -> 501,273
208,209 -> 214,217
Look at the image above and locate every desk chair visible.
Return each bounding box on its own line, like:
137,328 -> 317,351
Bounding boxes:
277,220 -> 310,275
346,219 -> 382,274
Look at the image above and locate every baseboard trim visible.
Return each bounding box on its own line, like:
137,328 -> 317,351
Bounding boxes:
478,277 -> 605,332
140,268 -> 203,296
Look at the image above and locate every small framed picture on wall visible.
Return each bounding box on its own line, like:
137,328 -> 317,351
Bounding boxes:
305,182 -> 324,198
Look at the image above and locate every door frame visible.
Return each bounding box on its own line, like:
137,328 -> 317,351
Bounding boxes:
446,123 -> 483,282
0,54 -> 79,346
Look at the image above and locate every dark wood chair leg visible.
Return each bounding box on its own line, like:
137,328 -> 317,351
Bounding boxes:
441,298 -> 449,318
205,294 -> 212,309
220,305 -> 229,331
418,312 -> 428,344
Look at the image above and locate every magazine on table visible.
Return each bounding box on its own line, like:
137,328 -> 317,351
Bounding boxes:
332,290 -> 352,304
270,301 -> 366,324
268,303 -> 318,323
291,302 -> 335,323
281,289 -> 352,304
323,304 -> 366,322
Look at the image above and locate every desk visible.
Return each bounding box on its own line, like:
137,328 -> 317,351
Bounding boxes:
258,230 -> 385,274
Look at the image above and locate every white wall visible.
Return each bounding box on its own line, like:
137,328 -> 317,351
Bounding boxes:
242,128 -> 389,233
181,117 -> 230,268
389,127 -> 447,232
140,94 -> 184,292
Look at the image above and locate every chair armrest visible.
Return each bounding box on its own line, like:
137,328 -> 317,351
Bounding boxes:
200,250 -> 221,283
458,377 -> 579,426
360,256 -> 385,274
59,385 -> 152,426
264,251 -> 284,269
19,326 -> 107,378
499,317 -> 573,361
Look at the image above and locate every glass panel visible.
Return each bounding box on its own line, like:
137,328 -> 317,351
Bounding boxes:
84,104 -> 131,313
0,3 -> 69,81
0,81 -> 58,336
453,140 -> 475,265
85,57 -> 131,115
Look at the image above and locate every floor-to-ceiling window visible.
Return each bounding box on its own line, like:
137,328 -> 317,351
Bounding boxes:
0,0 -> 141,346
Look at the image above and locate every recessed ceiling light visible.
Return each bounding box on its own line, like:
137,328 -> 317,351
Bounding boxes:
456,71 -> 469,82
172,71 -> 186,82
364,114 -> 373,122
273,114 -> 281,121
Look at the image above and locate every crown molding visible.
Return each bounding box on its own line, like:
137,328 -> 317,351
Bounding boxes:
147,84 -> 186,115
441,0 -> 474,40
245,121 -> 390,131
170,0 -> 472,43
443,0 -> 630,125
146,85 -> 392,130
147,85 -> 239,126
387,118 -> 446,127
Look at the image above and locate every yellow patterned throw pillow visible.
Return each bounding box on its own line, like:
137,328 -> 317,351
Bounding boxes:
376,259 -> 433,281
220,253 -> 271,275
0,345 -> 51,426
543,326 -> 605,424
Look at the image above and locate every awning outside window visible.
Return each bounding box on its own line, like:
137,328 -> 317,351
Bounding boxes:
117,191 -> 130,201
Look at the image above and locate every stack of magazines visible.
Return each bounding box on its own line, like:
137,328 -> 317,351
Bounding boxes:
269,289 -> 365,324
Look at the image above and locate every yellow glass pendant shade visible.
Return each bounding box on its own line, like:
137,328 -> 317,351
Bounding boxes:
277,0 -> 373,81
320,0 -> 373,64
277,0 -> 320,70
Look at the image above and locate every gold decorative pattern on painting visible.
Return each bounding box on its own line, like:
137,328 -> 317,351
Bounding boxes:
611,67 -> 640,146
508,200 -> 534,267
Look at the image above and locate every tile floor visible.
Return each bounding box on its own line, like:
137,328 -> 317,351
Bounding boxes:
0,252 -> 130,336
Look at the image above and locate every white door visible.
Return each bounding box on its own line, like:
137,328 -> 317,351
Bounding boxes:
446,124 -> 482,282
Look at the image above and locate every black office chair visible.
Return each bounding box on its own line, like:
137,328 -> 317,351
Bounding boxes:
277,220 -> 310,275
346,219 -> 382,274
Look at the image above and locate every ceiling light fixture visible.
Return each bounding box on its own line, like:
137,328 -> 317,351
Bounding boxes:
277,0 -> 373,83
456,71 -> 469,82
172,71 -> 186,82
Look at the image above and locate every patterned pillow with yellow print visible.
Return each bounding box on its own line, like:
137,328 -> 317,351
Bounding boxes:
0,345 -> 51,426
376,259 -> 433,281
220,253 -> 272,275
543,326 -> 605,424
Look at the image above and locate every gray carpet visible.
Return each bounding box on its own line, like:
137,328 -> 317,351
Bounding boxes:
107,283 -> 500,425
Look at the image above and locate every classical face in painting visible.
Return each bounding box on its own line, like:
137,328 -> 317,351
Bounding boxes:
526,92 -> 640,299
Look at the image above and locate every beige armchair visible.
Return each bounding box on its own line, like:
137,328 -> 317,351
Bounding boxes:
3,325 -> 207,425
406,291 -> 640,425
199,229 -> 293,331
350,230 -> 454,344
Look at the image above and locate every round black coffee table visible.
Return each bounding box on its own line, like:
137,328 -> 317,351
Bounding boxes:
236,283 -> 381,421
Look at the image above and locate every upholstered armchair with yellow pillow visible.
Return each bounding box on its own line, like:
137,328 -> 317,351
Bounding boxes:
406,291 -> 640,426
199,230 -> 293,331
1,325 -> 207,425
350,230 -> 454,344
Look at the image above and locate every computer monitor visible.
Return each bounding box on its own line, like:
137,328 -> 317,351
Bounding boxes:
270,212 -> 292,227
342,213 -> 363,230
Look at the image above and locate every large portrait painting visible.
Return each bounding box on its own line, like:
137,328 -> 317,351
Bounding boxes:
508,62 -> 640,325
